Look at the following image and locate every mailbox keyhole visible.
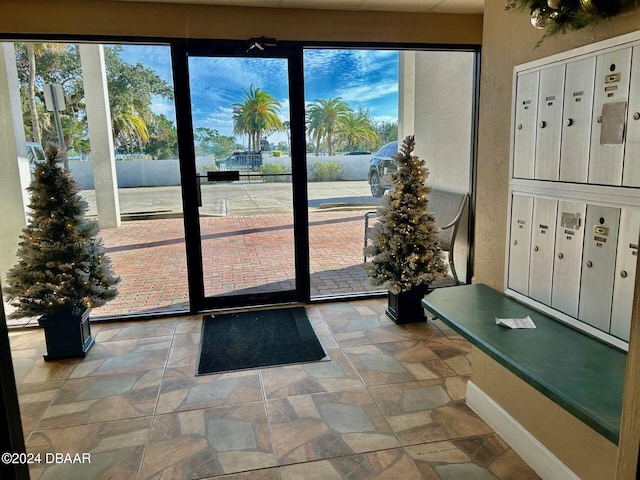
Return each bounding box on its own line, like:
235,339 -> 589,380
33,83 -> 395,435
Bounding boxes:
610,63 -> 616,72
599,217 -> 605,225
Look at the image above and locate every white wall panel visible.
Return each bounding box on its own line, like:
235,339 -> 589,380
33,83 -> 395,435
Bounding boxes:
534,65 -> 565,181
588,49 -> 632,185
551,201 -> 586,318
622,46 -> 640,187
610,208 -> 640,341
578,205 -> 620,332
528,197 -> 557,305
559,57 -> 595,183
513,72 -> 539,179
508,194 -> 534,295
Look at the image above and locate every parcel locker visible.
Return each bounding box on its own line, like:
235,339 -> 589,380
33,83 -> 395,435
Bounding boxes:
528,198 -> 558,305
513,72 -> 539,179
610,209 -> 640,341
588,48 -> 632,186
551,201 -> 586,317
622,46 -> 640,187
578,205 -> 620,332
508,194 -> 534,295
559,57 -> 596,183
535,65 -> 565,181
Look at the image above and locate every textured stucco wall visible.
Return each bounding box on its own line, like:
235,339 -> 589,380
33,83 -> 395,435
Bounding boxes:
475,4 -> 640,290
413,51 -> 475,195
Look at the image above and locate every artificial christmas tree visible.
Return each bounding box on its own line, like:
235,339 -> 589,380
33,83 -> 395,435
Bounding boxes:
4,144 -> 119,360
364,135 -> 447,323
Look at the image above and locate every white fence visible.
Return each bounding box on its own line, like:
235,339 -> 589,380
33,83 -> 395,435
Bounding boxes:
70,154 -> 372,189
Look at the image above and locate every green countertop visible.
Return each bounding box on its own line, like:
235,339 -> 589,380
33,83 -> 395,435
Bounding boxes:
421,283 -> 626,444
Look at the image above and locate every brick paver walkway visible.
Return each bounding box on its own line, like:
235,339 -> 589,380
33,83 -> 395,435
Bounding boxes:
4,182 -> 457,327
89,209 -> 380,318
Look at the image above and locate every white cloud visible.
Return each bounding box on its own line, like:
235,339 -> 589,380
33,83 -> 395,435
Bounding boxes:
336,82 -> 398,104
279,98 -> 291,121
199,106 -> 235,134
150,100 -> 175,118
304,49 -> 398,87
133,46 -> 400,142
188,56 -> 288,98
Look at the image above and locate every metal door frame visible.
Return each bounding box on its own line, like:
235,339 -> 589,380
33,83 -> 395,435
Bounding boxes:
171,40 -> 310,312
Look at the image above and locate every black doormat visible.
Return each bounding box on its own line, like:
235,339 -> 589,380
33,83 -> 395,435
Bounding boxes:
197,307 -> 328,375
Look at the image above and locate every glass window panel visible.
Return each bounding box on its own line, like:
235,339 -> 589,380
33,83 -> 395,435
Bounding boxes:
304,48 -> 474,298
187,56 -> 296,298
2,41 -> 189,325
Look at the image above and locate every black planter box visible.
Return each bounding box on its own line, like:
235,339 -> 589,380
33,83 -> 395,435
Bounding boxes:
39,309 -> 94,361
386,287 -> 430,324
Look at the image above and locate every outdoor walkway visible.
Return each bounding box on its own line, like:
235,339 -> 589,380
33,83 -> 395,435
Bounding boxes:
95,209 -> 382,318
4,209 -> 388,326
4,181 -> 457,327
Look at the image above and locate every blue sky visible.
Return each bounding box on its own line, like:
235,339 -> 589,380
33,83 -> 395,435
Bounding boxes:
116,45 -> 398,144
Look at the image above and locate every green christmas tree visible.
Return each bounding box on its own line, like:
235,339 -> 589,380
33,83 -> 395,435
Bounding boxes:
364,135 -> 447,294
4,144 -> 120,319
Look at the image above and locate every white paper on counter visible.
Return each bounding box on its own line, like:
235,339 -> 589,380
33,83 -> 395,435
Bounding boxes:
495,316 -> 536,329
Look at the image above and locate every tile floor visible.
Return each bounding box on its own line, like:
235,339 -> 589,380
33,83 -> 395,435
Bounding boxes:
9,298 -> 540,479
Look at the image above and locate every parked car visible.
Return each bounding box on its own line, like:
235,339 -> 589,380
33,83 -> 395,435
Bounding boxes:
223,151 -> 263,171
26,142 -> 46,173
345,151 -> 371,156
367,140 -> 398,197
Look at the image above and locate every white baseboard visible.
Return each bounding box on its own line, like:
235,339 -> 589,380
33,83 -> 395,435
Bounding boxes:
466,381 -> 580,480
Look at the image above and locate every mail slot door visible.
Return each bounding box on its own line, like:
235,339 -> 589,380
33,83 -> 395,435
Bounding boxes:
610,209 -> 640,341
535,65 -> 565,181
508,194 -> 534,295
578,205 -> 621,332
528,198 -> 558,305
588,49 -> 632,186
559,57 -> 596,183
513,71 -> 539,179
623,46 -> 640,187
551,201 -> 586,317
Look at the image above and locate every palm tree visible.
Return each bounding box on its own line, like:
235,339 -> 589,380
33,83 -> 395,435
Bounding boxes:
306,97 -> 351,156
232,85 -> 284,151
104,45 -> 173,154
283,120 -> 291,150
336,110 -> 378,152
110,99 -> 150,153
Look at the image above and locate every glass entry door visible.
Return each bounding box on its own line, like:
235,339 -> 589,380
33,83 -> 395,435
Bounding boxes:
172,43 -> 309,311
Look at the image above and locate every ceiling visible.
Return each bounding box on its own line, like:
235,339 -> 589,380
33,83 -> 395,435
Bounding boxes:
125,0 -> 484,14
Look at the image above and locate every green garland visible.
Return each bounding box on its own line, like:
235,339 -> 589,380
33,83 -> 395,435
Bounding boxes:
505,0 -> 639,42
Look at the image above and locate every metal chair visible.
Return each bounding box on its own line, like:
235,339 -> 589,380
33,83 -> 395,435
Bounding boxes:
363,190 -> 469,284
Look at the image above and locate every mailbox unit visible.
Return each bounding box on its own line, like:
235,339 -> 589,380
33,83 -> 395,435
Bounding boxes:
507,194 -> 533,295
507,31 -> 640,349
578,205 -> 620,332
551,201 -> 586,318
528,197 -> 557,306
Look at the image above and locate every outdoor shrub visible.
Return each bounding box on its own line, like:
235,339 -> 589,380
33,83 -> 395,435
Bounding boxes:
271,150 -> 282,157
310,161 -> 344,182
260,163 -> 290,182
201,163 -> 218,173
